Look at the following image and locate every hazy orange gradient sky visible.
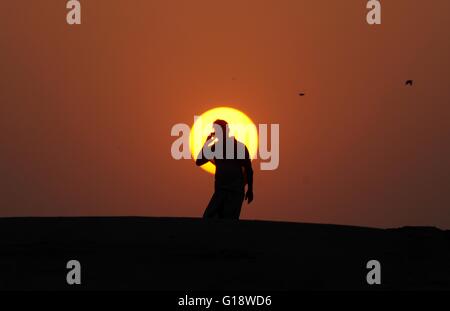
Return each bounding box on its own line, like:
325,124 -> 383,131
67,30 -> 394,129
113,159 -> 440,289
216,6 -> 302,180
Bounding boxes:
1,1 -> 449,228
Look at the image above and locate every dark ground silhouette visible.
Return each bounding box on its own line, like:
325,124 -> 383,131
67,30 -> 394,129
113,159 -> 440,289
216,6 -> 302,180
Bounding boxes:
0,217 -> 449,290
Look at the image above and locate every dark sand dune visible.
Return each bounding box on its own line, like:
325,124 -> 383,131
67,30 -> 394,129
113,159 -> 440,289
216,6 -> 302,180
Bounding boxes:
0,217 -> 449,290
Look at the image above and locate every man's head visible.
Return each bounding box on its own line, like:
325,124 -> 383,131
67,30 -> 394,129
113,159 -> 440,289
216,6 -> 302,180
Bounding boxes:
212,119 -> 229,141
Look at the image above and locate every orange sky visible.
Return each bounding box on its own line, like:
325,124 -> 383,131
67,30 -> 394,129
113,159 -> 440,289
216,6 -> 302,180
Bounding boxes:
1,1 -> 449,228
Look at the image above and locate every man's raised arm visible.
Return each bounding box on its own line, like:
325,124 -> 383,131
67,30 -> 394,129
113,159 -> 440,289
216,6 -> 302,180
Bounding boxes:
196,134 -> 214,166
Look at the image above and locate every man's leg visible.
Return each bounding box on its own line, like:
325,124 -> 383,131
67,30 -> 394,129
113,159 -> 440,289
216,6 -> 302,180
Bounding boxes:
203,191 -> 225,219
223,191 -> 245,220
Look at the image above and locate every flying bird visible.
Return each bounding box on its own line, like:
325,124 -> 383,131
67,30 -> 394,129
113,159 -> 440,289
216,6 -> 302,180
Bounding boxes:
405,80 -> 413,86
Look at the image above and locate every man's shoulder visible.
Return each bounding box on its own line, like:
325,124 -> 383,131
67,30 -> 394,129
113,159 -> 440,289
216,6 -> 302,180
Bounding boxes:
233,138 -> 248,149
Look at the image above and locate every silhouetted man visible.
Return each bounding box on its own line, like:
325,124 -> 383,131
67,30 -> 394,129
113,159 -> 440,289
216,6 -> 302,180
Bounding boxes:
196,119 -> 253,220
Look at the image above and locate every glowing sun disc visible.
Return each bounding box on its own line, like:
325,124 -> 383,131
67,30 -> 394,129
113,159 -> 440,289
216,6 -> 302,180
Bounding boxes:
189,107 -> 258,174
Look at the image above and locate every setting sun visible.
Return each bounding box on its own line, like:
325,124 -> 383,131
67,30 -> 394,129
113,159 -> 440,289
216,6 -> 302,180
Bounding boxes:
189,107 -> 258,174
